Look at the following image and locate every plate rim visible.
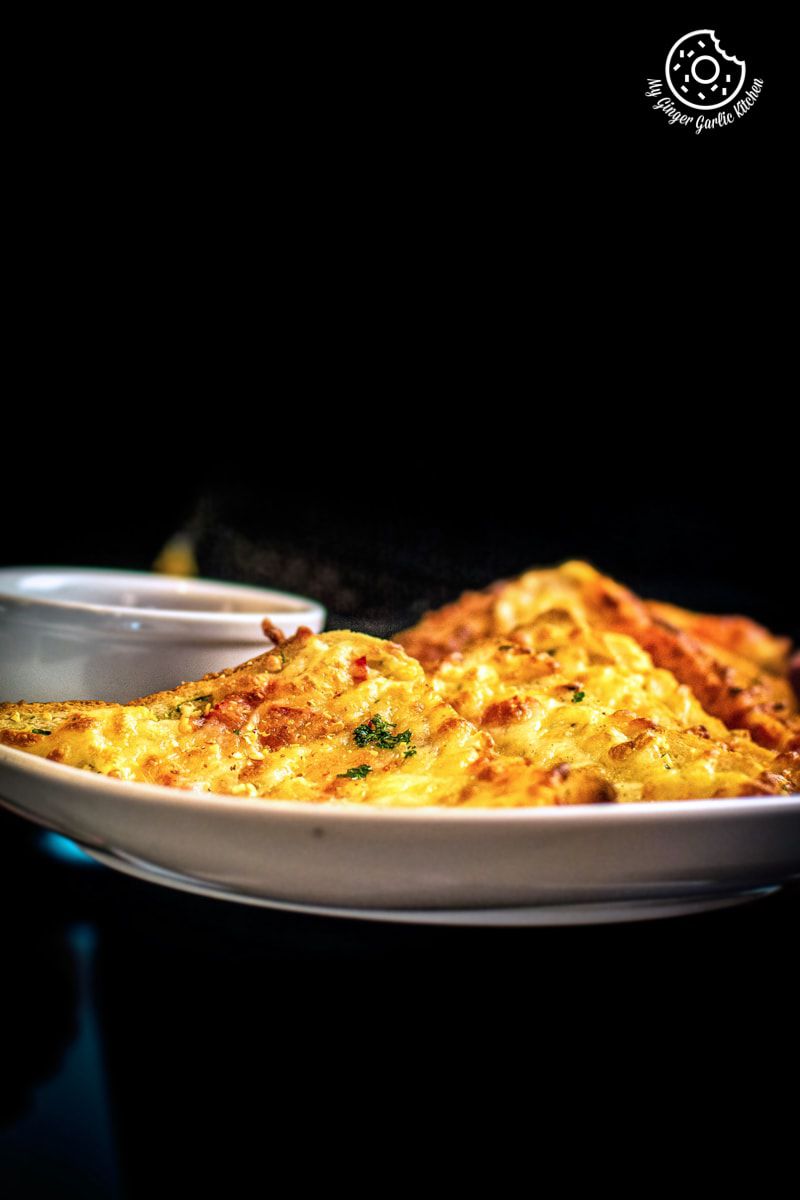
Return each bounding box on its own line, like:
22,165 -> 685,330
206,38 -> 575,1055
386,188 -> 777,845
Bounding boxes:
77,842 -> 786,925
2,740 -> 798,824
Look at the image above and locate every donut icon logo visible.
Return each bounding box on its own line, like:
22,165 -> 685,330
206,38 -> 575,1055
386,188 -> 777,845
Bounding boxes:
665,29 -> 746,111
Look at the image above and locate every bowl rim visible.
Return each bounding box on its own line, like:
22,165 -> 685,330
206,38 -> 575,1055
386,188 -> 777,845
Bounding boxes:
0,566 -> 325,625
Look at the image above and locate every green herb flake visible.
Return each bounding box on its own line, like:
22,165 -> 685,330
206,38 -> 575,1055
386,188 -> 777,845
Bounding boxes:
571,691 -> 586,704
337,764 -> 372,780
353,714 -> 413,751
404,748 -> 417,759
32,728 -> 51,736
191,694 -> 213,706
498,645 -> 514,651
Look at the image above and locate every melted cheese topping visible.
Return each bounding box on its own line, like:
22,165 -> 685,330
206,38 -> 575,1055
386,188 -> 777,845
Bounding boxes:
398,560 -> 800,756
2,623 -> 795,805
431,615 -> 792,801
0,630 -> 613,806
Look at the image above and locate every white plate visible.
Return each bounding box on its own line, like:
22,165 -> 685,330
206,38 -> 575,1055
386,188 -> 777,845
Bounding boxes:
1,742 -> 798,925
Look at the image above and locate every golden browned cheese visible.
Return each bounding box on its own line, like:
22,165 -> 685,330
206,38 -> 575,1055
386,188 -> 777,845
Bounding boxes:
398,561 -> 799,752
645,601 -> 791,676
577,565 -> 799,752
0,628 -> 613,807
397,567 -> 587,671
430,613 -> 800,801
3,583 -> 797,806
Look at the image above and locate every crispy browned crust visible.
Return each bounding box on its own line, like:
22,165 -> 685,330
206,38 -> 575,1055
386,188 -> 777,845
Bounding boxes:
646,601 -> 791,676
578,574 -> 799,752
0,625 -> 621,807
0,698 -> 115,726
396,586 -> 504,670
397,563 -> 798,753
128,627 -> 316,714
260,617 -> 287,646
0,630 -> 318,745
643,616 -> 797,724
791,652 -> 800,704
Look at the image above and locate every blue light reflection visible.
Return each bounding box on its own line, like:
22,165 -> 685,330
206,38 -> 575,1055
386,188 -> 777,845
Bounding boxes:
38,831 -> 97,866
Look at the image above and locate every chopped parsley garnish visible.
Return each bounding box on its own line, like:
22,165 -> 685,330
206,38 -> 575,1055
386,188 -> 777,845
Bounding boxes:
353,714 -> 413,751
161,693 -> 215,720
404,748 -> 417,759
32,728 -> 51,736
571,691 -> 586,704
163,693 -> 214,719
498,645 -> 514,651
337,764 -> 372,780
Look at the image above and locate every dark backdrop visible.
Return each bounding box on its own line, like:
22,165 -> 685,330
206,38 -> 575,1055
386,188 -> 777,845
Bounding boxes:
7,11 -> 793,637
205,460 -> 796,642
2,10 -> 796,1196
4,435 -> 796,644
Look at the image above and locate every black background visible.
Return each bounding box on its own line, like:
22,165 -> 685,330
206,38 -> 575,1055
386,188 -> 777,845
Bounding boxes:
9,10 -> 794,635
2,11 -> 796,1196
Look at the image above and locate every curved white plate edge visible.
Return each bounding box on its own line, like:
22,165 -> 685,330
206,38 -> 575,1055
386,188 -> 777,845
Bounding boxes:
1,778 -> 794,926
78,843 -> 783,926
4,780 -> 794,900
2,741 -> 799,825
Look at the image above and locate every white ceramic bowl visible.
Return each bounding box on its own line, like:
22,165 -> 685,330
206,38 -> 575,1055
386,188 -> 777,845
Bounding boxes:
0,567 -> 326,702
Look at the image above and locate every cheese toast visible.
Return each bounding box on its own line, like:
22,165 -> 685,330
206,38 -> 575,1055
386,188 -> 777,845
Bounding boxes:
0,627 -> 614,806
2,617 -> 797,803
398,561 -> 799,753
